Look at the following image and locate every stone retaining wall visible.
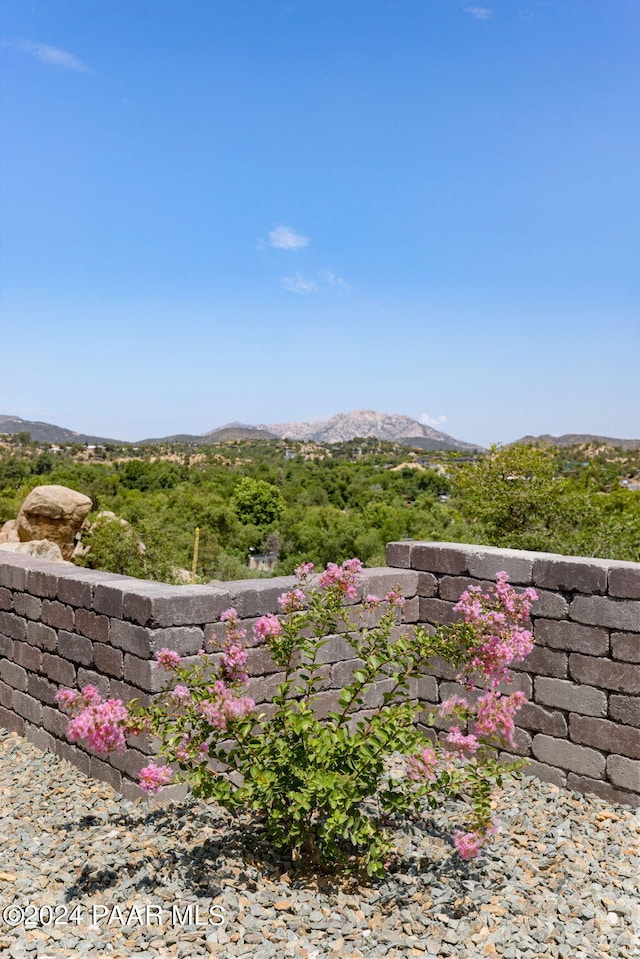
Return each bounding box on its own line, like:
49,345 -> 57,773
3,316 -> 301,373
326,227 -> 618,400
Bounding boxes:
0,544 -> 638,805
385,541 -> 640,806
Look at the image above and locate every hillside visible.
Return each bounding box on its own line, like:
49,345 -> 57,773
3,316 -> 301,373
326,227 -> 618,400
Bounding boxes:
202,424 -> 279,443
0,415 -> 125,446
255,410 -> 482,451
516,433 -> 640,450
135,434 -> 206,445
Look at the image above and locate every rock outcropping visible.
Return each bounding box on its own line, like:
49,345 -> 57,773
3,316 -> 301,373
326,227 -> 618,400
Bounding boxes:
0,540 -> 65,562
0,520 -> 19,543
16,485 -> 92,560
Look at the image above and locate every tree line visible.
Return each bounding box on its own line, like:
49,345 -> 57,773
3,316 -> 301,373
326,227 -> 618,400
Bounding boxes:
0,436 -> 638,582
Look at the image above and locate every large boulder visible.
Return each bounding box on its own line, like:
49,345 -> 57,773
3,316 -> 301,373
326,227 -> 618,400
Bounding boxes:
0,540 -> 67,562
17,485 -> 92,560
0,520 -> 19,543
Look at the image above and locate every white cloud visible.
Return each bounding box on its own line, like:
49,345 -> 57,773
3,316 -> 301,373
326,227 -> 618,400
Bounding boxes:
281,273 -> 318,294
268,225 -> 310,251
464,6 -> 493,20
321,271 -> 351,291
420,413 -> 448,428
9,40 -> 91,72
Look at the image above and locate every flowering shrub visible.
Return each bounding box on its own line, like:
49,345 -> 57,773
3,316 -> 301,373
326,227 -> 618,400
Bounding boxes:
57,562 -> 536,878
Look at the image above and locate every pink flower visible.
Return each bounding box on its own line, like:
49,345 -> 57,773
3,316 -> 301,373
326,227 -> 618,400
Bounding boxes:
277,589 -> 306,613
438,695 -> 469,717
254,613 -> 283,642
66,698 -> 130,756
80,685 -> 103,707
473,689 -> 526,745
175,735 -> 191,762
295,562 -> 314,581
445,727 -> 480,754
384,589 -> 406,608
453,830 -> 483,860
454,573 -> 536,689
198,685 -> 255,731
56,688 -> 80,711
222,695 -> 255,721
220,642 -> 249,682
406,746 -> 438,781
364,594 -> 381,607
139,763 -> 173,795
220,608 -> 238,622
171,685 -> 191,701
155,648 -> 182,670
199,700 -> 227,730
318,559 -> 362,599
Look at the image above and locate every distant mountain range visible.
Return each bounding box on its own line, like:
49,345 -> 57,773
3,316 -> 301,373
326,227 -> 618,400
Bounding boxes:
514,433 -> 640,450
0,415 -> 125,446
145,411 -> 482,451
2,412 -> 637,452
253,410 -> 481,451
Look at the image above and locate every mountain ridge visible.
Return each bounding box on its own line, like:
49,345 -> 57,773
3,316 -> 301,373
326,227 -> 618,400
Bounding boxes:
0,415 -> 125,446
515,433 -> 640,450
2,413 -> 637,451
254,410 -> 482,450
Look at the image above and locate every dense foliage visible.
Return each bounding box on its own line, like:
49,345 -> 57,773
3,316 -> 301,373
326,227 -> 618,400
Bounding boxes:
0,434 -> 638,582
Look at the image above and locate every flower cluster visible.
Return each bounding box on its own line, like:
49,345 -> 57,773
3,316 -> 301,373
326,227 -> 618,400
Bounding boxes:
406,746 -> 437,781
294,562 -> 314,582
139,763 -> 173,794
277,589 -> 306,614
198,680 -> 255,730
384,589 -> 406,609
455,572 -> 536,689
219,607 -> 247,643
220,642 -> 249,683
56,616 -> 257,792
474,688 -> 527,743
154,648 -> 182,671
453,829 -> 483,860
407,571 -> 536,858
55,685 -> 132,757
318,558 -> 363,598
253,613 -> 283,642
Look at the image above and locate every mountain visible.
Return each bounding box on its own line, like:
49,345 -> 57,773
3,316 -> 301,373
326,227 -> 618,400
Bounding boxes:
0,415 -> 125,446
135,434 -> 206,445
256,410 -> 482,451
140,426 -> 279,445
202,425 -> 278,443
515,433 -> 640,450
1,410 -> 482,450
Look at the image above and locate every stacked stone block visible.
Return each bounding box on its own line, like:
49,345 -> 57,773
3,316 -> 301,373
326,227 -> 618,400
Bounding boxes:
0,552 -> 418,800
1,544 -> 638,806
386,541 -> 639,806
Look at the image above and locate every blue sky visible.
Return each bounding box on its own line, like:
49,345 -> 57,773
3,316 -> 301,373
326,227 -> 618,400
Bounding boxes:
0,0 -> 638,446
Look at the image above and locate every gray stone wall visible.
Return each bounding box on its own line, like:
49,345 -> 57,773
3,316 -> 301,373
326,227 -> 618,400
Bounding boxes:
0,544 -> 638,805
386,541 -> 639,805
0,552 -> 419,801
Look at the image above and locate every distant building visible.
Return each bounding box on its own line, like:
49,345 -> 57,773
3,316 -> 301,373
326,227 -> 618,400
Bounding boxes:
247,552 -> 279,572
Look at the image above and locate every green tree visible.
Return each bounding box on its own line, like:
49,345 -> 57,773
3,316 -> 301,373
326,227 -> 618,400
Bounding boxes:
231,477 -> 285,527
77,514 -> 177,583
453,444 -> 564,550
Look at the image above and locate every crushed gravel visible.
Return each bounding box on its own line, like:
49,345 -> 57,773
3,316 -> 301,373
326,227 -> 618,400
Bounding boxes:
0,728 -> 638,959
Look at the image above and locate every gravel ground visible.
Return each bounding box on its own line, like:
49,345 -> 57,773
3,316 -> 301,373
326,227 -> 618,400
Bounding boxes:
0,728 -> 638,959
